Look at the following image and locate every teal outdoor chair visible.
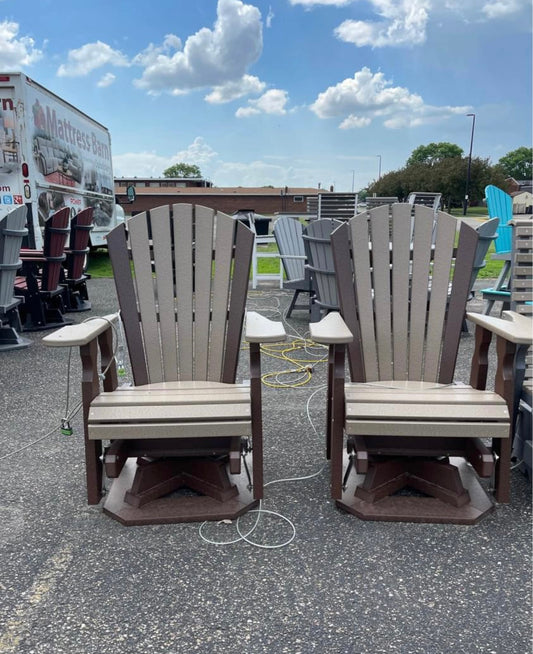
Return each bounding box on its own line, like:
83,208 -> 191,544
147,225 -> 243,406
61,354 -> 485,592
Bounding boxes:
481,185 -> 514,314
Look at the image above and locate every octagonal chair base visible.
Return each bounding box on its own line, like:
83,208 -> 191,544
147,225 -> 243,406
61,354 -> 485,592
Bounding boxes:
102,457 -> 259,526
337,456 -> 494,525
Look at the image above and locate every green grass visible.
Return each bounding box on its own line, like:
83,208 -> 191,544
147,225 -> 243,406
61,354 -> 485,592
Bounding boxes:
86,223 -> 503,280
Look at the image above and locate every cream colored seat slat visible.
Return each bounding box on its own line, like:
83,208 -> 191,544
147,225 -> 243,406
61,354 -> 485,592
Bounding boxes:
345,420 -> 509,439
89,421 -> 252,441
89,403 -> 250,423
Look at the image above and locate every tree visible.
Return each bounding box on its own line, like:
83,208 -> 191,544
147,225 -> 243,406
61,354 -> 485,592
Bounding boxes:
367,156 -> 507,210
406,142 -> 464,167
497,147 -> 532,180
163,162 -> 202,178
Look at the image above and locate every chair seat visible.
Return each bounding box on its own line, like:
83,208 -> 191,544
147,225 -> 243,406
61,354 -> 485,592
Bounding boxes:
345,380 -> 509,439
88,380 -> 252,440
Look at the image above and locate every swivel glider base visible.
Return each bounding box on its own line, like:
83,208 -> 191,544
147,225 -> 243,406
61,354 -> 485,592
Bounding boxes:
103,457 -> 258,526
337,456 -> 494,525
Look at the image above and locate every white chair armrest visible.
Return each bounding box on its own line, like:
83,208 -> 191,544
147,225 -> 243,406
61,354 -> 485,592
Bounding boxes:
245,311 -> 286,343
43,313 -> 119,347
466,311 -> 533,345
309,311 -> 353,344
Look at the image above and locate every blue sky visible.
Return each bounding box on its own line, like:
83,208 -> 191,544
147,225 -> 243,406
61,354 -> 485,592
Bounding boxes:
0,0 -> 531,190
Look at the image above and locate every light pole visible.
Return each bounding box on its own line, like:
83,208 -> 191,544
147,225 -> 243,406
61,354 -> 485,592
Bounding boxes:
351,169 -> 355,193
376,155 -> 382,180
463,113 -> 476,216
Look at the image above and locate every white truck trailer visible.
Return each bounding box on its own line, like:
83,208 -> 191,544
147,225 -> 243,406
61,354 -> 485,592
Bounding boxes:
0,72 -> 122,249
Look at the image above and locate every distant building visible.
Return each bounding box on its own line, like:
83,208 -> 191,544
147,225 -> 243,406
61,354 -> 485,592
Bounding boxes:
115,176 -> 213,189
506,177 -> 533,194
114,178 -> 321,216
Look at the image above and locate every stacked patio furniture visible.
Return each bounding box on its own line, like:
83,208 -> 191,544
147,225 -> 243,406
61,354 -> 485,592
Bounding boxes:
307,193 -> 357,221
509,217 -> 533,479
16,207 -> 73,330
61,207 -> 94,312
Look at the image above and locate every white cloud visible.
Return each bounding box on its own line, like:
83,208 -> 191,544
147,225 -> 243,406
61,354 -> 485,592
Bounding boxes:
289,0 -> 353,6
0,21 -> 42,68
339,115 -> 372,129
113,137 -> 217,178
310,67 -> 471,129
236,89 -> 289,117
335,0 -> 430,48
131,34 -> 182,67
133,0 -> 262,95
57,41 -> 129,77
482,0 -> 523,18
97,72 -> 116,88
205,75 -> 266,103
266,6 -> 275,27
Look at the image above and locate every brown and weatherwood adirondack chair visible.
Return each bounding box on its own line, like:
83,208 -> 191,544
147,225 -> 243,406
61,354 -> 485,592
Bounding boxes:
43,204 -> 285,525
310,203 -> 532,524
16,206 -> 72,331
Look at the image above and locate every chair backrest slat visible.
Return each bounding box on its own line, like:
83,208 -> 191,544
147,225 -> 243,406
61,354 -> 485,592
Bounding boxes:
334,204 -> 477,384
222,220 -> 254,383
408,205 -> 435,379
107,223 -> 149,386
273,216 -> 306,282
66,207 -> 93,280
391,204 -> 412,379
174,204 -> 194,379
303,219 -> 341,310
42,207 -> 70,291
369,208 -> 393,379
209,211 -> 235,381
424,211 -> 457,380
439,221 -> 478,383
350,215 -> 379,381
151,205 -> 178,380
108,204 -> 252,386
193,206 -> 216,380
485,184 -> 513,254
0,206 -> 28,308
129,211 -> 163,383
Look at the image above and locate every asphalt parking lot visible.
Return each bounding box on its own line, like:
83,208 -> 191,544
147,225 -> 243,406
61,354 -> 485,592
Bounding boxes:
0,278 -> 530,654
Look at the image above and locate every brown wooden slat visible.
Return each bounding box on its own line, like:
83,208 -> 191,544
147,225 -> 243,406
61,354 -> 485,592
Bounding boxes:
331,222 -> 365,382
222,220 -> 253,383
151,205 -> 178,381
107,222 -> 149,385
173,204 -> 194,379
